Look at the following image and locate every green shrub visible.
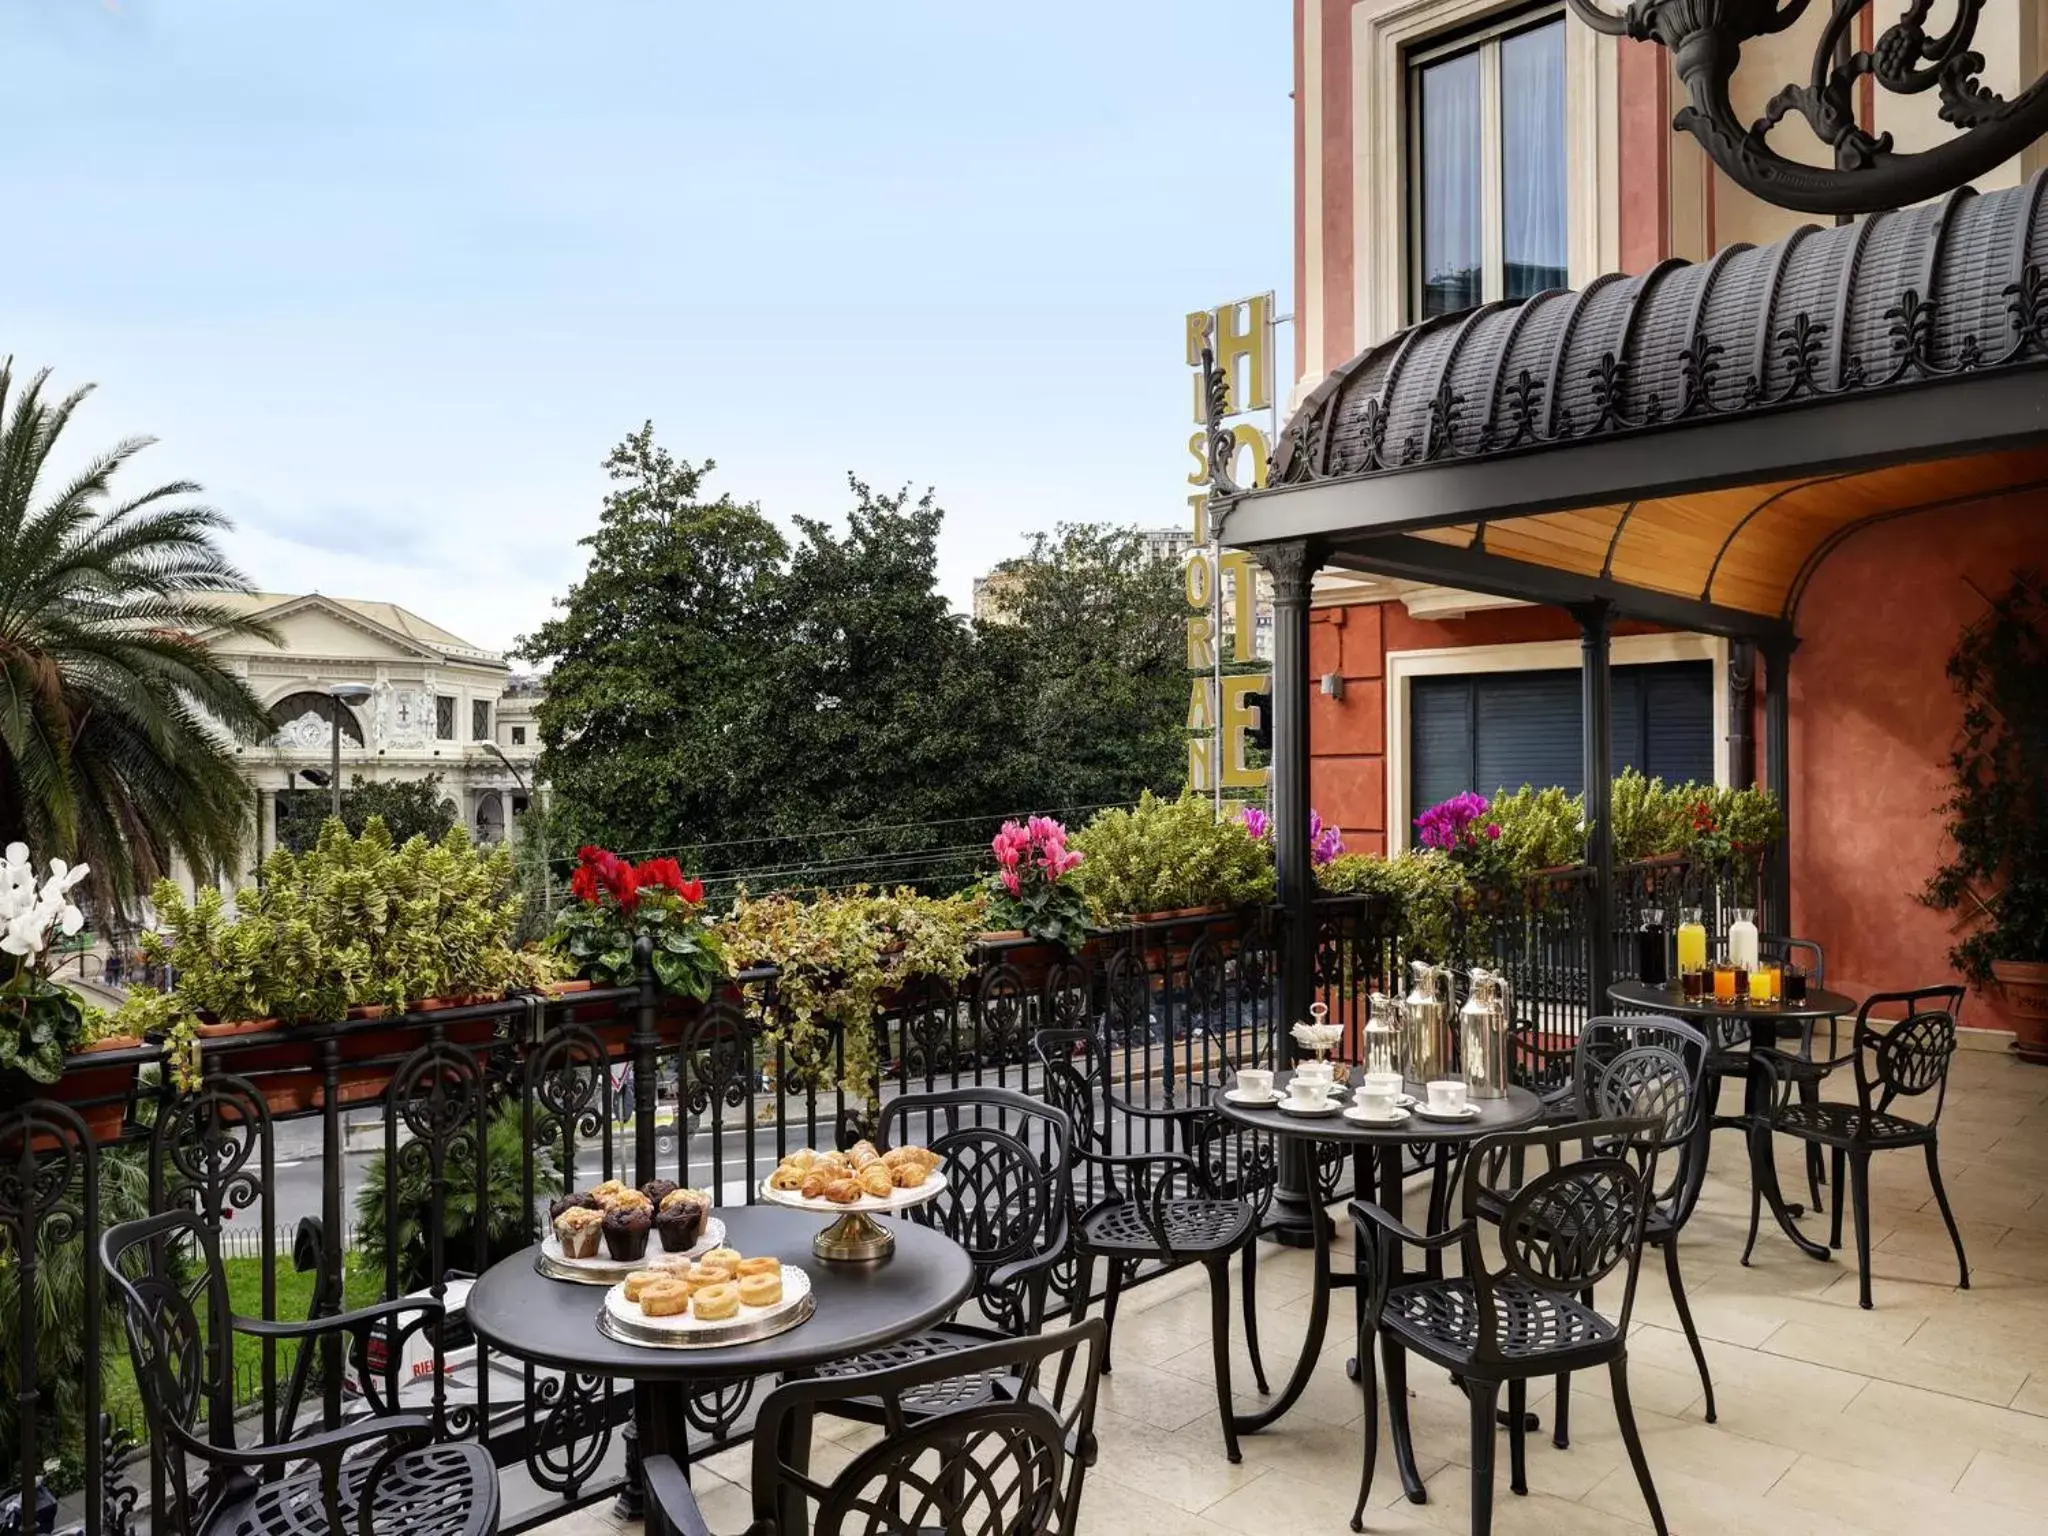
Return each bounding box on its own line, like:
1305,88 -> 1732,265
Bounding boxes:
1070,792 -> 1276,920
1317,849 -> 1468,964
1486,784 -> 1586,871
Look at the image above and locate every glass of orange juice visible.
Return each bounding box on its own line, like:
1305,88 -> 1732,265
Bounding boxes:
1712,960 -> 1737,1003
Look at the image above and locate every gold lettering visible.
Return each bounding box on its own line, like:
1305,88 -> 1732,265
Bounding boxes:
1186,615 -> 1215,669
1187,735 -> 1215,792
1215,294 -> 1273,414
1184,309 -> 1213,368
1220,674 -> 1269,789
1235,423 -> 1271,489
1183,551 -> 1212,608
1186,676 -> 1215,732
1219,550 -> 1259,664
1186,429 -> 1209,487
1188,492 -> 1207,544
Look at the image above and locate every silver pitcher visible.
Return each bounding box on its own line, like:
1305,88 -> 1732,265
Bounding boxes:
1460,966 -> 1513,1100
1364,992 -> 1401,1079
1402,961 -> 1454,1085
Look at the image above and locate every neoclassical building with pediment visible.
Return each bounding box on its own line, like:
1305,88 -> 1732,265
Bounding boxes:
191,592 -> 542,884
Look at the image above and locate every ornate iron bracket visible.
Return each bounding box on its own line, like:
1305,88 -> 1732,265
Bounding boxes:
1565,0 -> 2048,214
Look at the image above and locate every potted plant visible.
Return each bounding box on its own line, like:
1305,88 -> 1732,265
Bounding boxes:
548,845 -> 726,1053
977,817 -> 1093,985
0,845 -> 135,1141
1923,569 -> 2048,1060
1070,791 -> 1277,928
114,817 -> 552,1107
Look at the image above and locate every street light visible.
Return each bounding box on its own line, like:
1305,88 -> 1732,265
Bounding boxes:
324,683 -> 372,821
481,741 -> 550,916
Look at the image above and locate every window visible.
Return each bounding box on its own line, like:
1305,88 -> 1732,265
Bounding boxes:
1409,8 -> 1567,320
510,726 -> 526,746
1410,662 -> 1714,821
472,700 -> 491,741
435,695 -> 456,741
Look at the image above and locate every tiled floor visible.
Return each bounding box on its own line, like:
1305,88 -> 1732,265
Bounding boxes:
544,1044 -> 2048,1534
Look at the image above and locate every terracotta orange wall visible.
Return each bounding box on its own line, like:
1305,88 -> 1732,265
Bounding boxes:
1789,499 -> 2047,1013
1308,599 -> 1665,852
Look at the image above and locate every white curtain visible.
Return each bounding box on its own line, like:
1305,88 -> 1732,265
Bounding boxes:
1501,20 -> 1568,300
1420,50 -> 1481,318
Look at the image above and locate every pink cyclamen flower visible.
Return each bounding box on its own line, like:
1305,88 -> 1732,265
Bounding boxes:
1001,868 -> 1021,896
1486,823 -> 1502,840
1239,806 -> 1270,840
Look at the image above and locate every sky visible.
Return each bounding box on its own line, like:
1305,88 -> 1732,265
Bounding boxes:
1,0 -> 1293,656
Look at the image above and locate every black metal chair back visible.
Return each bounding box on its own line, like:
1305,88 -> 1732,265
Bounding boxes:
880,1085 -> 1073,1336
1452,1119 -> 1660,1375
1846,985 -> 1966,1132
1032,1028 -> 1107,1159
1571,1016 -> 1711,1223
746,1322 -> 1106,1536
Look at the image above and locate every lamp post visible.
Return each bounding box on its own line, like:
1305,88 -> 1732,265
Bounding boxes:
481,741 -> 549,917
324,683 -> 373,821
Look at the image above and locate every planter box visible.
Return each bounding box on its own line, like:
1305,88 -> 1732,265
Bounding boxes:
1991,961 -> 2048,1065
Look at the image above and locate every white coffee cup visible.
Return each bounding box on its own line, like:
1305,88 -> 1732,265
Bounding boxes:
1357,1079 -> 1399,1119
1295,1058 -> 1334,1084
1426,1078 -> 1469,1115
1287,1075 -> 1333,1109
1362,1070 -> 1403,1099
1236,1068 -> 1274,1100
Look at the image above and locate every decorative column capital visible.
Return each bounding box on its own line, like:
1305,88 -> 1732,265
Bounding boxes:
1255,541 -> 1319,605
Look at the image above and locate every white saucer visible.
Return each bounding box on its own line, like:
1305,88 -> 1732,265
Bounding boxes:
1276,1097 -> 1343,1116
1342,1104 -> 1411,1126
1224,1088 -> 1282,1106
1412,1102 -> 1483,1121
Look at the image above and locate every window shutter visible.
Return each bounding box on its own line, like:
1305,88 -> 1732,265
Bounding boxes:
1410,679 -> 1475,813
1642,662 -> 1715,784
1475,671 -> 1582,797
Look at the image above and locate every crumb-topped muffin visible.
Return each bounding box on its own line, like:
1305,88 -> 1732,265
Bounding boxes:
602,1202 -> 653,1262
554,1205 -> 605,1259
656,1188 -> 709,1252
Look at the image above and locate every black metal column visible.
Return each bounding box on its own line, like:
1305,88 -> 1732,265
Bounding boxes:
1575,602 -> 1616,1017
1762,640 -> 1795,935
1264,540 -> 1319,1247
1727,639 -> 1757,788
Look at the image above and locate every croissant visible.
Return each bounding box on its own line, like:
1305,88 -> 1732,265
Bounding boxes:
823,1177 -> 861,1205
857,1163 -> 893,1198
781,1149 -> 817,1173
800,1170 -> 836,1200
768,1164 -> 807,1191
880,1145 -> 922,1170
889,1161 -> 929,1188
848,1140 -> 881,1170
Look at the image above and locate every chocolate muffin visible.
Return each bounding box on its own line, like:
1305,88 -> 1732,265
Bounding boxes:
655,1190 -> 708,1252
549,1191 -> 599,1223
640,1179 -> 680,1209
602,1202 -> 653,1262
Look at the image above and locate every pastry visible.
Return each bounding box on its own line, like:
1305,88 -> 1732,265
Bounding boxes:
638,1279 -> 692,1317
738,1271 -> 783,1308
889,1160 -> 929,1189
848,1139 -> 881,1170
880,1146 -> 921,1170
655,1192 -> 707,1252
767,1163 -> 807,1191
800,1169 -> 836,1200
823,1177 -> 861,1205
735,1255 -> 781,1279
602,1203 -> 652,1262
692,1283 -> 740,1321
701,1246 -> 743,1270
780,1148 -> 817,1174
554,1205 -> 604,1259
622,1269 -> 664,1302
857,1163 -> 893,1198
640,1179 -> 679,1209
549,1191 -> 599,1222
649,1252 -> 696,1272
815,1149 -> 849,1170
689,1260 -> 735,1285
602,1189 -> 653,1215
590,1179 -> 630,1205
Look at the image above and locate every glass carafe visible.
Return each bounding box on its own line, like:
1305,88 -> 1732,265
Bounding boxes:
1728,906 -> 1759,970
1676,907 -> 1708,976
1636,907 -> 1668,987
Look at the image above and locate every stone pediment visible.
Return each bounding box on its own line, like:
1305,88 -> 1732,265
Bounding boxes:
213,594 -> 456,666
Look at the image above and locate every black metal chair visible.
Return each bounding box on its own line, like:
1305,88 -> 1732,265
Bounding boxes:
100,1210 -> 499,1536
1032,1027 -> 1268,1463
811,1085 -> 1073,1412
1491,1016 -> 1716,1449
1350,1119 -> 1668,1536
1745,985 -> 1969,1310
642,1321 -> 1106,1536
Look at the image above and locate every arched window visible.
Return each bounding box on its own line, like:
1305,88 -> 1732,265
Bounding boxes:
269,691 -> 367,751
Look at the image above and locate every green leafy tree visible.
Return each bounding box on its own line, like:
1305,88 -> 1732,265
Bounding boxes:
276,772 -> 458,852
0,361 -> 275,913
988,523 -> 1188,812
517,425 -> 787,859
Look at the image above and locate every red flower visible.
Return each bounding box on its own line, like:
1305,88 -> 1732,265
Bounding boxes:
678,877 -> 704,905
570,864 -> 599,904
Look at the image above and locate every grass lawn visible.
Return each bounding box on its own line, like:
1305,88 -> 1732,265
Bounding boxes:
105,1253 -> 380,1441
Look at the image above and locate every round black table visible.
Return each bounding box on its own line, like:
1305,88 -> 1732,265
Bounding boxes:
467,1205 -> 973,1526
1608,977 -> 1860,1262
1218,1074 -> 1543,1499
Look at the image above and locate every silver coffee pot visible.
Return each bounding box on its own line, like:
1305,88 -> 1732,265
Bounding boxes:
1364,992 -> 1400,1079
1460,966 -> 1513,1100
1402,961 -> 1454,1084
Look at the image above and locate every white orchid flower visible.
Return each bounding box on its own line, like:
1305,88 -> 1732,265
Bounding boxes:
3,843 -> 26,867
59,904 -> 83,936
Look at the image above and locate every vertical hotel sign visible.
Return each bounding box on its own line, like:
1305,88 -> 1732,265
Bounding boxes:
1184,294 -> 1274,792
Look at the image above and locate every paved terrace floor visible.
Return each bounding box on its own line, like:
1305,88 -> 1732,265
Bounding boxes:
543,1042 -> 2048,1534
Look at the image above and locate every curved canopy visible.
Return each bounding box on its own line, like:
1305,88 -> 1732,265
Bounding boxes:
1222,176 -> 2048,639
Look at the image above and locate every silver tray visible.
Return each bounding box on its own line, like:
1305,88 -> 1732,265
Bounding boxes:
594,1268 -> 815,1349
535,1216 -> 728,1285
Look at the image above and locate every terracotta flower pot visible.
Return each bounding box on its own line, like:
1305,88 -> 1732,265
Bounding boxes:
58,1035 -> 143,1143
192,1018 -> 321,1113
1990,960 -> 2048,1065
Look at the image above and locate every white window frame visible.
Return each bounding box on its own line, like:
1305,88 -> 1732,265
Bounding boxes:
1383,633 -> 1731,853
